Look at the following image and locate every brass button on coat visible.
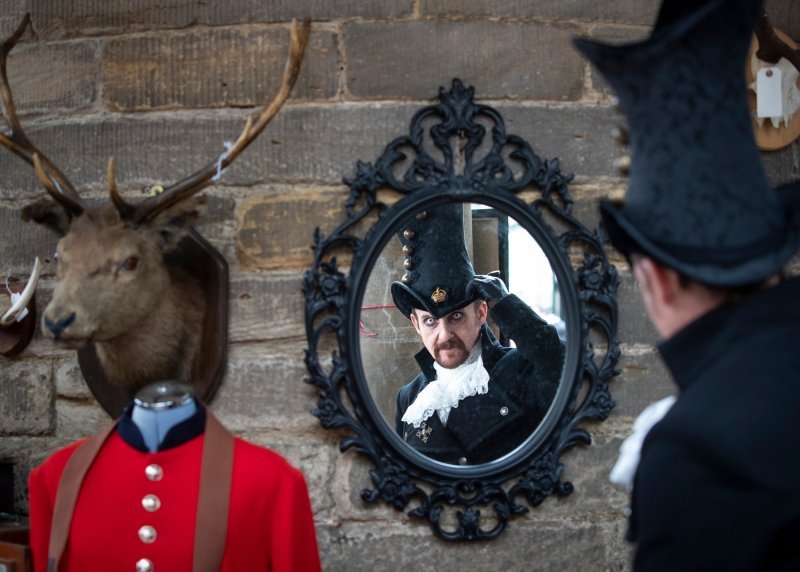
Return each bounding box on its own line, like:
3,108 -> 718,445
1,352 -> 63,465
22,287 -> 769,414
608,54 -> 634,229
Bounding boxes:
500,406 -> 509,416
458,457 -> 468,466
142,494 -> 161,512
403,229 -> 415,239
144,464 -> 163,482
136,558 -> 154,572
138,525 -> 157,544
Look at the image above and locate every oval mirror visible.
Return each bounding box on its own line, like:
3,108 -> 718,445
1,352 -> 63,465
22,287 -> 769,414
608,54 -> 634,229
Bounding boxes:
305,79 -> 620,540
359,201 -> 569,468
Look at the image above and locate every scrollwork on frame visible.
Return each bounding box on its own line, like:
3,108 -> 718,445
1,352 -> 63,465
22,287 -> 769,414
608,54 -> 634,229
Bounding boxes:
304,79 -> 620,540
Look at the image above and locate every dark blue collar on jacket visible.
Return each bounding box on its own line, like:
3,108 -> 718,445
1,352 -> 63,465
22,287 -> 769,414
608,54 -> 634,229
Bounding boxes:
117,402 -> 206,453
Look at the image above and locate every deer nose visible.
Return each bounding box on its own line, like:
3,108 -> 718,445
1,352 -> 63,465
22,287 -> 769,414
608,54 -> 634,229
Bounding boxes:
44,313 -> 76,340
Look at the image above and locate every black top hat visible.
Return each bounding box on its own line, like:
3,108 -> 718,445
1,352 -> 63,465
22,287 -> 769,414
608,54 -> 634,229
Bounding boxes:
573,0 -> 800,286
391,204 -> 477,319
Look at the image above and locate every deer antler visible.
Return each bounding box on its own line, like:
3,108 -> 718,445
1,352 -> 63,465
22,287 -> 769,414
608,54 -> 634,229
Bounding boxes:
118,19 -> 311,224
755,12 -> 800,70
0,14 -> 84,216
1,257 -> 41,327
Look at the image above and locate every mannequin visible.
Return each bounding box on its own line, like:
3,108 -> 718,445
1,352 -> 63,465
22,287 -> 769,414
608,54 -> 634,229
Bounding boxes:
28,380 -> 321,572
130,381 -> 198,452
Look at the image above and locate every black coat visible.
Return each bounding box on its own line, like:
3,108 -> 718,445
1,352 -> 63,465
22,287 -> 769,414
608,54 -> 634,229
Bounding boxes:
395,294 -> 564,465
630,277 -> 800,571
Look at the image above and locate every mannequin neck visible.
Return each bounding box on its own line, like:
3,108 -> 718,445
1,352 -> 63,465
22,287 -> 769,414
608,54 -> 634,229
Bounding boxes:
131,381 -> 198,452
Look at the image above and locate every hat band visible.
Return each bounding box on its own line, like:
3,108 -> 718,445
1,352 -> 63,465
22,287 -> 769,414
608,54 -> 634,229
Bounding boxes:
650,226 -> 787,267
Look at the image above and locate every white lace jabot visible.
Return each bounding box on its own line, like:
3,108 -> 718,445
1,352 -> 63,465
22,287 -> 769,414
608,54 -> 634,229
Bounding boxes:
401,342 -> 490,428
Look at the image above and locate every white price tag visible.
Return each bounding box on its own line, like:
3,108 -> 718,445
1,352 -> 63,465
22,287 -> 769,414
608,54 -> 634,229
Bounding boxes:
757,67 -> 783,118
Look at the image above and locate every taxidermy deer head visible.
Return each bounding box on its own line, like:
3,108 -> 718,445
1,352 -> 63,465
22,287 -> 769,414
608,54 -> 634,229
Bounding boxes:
0,14 -> 310,396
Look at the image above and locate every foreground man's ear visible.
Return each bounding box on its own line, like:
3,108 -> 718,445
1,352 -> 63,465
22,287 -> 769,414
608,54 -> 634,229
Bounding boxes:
632,256 -> 684,338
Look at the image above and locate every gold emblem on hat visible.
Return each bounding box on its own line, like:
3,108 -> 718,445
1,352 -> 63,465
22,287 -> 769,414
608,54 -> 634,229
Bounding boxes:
431,287 -> 447,304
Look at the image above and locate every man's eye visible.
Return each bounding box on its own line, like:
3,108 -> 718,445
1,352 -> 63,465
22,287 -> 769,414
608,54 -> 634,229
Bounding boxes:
451,312 -> 463,321
424,318 -> 436,327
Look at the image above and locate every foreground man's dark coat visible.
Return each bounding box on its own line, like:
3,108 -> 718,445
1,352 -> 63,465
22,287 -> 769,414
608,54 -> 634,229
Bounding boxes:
630,277 -> 800,571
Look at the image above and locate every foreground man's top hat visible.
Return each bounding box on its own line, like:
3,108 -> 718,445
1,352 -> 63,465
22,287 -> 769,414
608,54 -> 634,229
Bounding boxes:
574,0 -> 800,286
391,203 -> 477,319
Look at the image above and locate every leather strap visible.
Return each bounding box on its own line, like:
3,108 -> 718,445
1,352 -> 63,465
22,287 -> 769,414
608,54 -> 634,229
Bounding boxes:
47,422 -> 117,572
47,407 -> 234,572
193,410 -> 234,572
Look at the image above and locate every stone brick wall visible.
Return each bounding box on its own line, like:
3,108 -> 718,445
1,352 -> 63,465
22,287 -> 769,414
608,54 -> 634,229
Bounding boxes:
0,1 -> 797,570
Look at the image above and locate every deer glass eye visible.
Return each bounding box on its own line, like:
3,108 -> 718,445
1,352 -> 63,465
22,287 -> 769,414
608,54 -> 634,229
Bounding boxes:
119,256 -> 139,273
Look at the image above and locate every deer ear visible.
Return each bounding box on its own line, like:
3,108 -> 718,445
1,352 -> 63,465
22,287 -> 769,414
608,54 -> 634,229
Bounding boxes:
21,197 -> 72,236
150,195 -> 207,252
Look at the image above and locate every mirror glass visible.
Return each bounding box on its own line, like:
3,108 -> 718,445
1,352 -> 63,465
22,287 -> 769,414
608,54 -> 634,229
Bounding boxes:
359,202 -> 566,466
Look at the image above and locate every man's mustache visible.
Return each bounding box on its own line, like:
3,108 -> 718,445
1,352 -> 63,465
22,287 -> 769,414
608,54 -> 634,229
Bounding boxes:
434,338 -> 467,354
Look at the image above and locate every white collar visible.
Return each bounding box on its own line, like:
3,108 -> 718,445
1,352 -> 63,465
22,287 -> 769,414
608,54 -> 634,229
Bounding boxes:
402,342 -> 490,428
609,395 -> 677,492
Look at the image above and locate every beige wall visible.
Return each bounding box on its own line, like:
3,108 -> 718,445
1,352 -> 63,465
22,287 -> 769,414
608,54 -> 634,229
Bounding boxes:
1,1 -> 798,569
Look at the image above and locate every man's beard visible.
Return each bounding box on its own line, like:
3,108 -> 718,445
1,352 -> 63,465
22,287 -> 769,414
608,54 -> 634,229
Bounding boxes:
433,337 -> 470,369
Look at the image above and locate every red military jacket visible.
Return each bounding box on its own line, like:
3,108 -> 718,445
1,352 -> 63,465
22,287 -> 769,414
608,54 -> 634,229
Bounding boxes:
28,414 -> 321,571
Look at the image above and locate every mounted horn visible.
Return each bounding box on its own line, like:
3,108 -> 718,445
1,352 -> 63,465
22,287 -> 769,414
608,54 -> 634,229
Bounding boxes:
108,19 -> 311,224
108,157 -> 136,218
0,257 -> 41,327
0,15 -> 84,217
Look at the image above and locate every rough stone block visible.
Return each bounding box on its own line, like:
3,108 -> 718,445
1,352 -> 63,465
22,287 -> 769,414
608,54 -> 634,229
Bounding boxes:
229,272 -> 306,342
318,519 -> 620,571
499,103 -> 622,178
766,0 -> 800,43
211,341 -> 321,433
761,142 -> 798,187
543,435 -> 630,518
54,355 -> 93,399
31,1 -> 413,38
236,187 -> 345,270
191,192 -> 237,244
7,40 -> 98,114
0,361 -> 54,435
336,452 -> 405,523
613,346 -> 675,418
582,25 -> 652,98
344,21 -> 585,101
569,188 -> 605,236
0,106 -> 399,192
617,269 -> 660,347
422,0 -> 660,25
0,102 -> 623,194
336,433 -> 630,527
0,4 -> 29,40
55,399 -> 112,439
0,205 -> 58,276
103,27 -> 338,111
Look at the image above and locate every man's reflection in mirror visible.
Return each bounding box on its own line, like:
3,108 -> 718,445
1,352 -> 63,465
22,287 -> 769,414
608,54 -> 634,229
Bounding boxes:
392,204 -> 565,465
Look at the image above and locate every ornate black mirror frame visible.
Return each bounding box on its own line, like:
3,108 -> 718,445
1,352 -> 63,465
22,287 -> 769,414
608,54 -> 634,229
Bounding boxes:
304,79 -> 620,541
